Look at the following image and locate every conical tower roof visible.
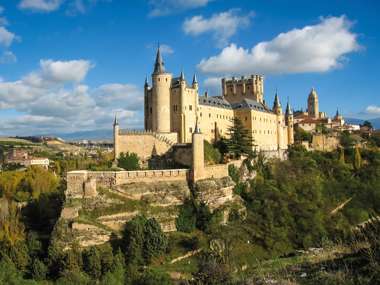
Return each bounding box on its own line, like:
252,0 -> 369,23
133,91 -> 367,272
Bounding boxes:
286,99 -> 293,116
273,90 -> 281,110
113,114 -> 119,126
192,73 -> 198,85
153,45 -> 165,74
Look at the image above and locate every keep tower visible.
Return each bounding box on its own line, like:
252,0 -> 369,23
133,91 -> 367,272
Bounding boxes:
151,46 -> 172,133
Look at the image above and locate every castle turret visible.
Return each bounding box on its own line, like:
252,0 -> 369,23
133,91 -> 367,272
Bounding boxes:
192,73 -> 198,90
273,91 -> 284,151
308,88 -> 319,118
113,114 -> 120,161
285,99 -> 294,145
151,45 -> 172,133
192,119 -> 204,181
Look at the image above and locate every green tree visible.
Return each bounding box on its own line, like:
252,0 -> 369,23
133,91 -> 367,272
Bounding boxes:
117,152 -> 140,170
339,147 -> 345,164
175,198 -> 196,233
193,252 -> 232,285
340,131 -> 355,149
31,258 -> 47,281
143,218 -> 168,263
83,246 -> 102,279
204,140 -> 222,165
362,120 -> 373,130
225,118 -> 254,159
122,216 -> 145,265
196,202 -> 213,233
354,146 -> 362,170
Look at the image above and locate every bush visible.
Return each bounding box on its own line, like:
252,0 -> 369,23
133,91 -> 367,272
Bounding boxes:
204,140 -> 222,165
117,152 -> 140,170
122,216 -> 168,265
176,199 -> 197,233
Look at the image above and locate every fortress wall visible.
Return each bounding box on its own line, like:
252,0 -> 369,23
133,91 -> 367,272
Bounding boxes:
203,164 -> 229,180
312,134 -> 339,152
116,131 -> 178,161
67,169 -> 189,198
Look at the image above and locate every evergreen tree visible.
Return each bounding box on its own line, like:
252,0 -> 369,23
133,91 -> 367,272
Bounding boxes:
354,145 -> 362,170
339,147 -> 345,164
143,218 -> 168,263
225,118 -> 254,159
83,246 -> 102,279
117,152 -> 140,170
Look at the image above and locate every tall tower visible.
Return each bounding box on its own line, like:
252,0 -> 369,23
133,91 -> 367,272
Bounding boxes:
285,99 -> 294,145
273,92 -> 284,150
192,119 -> 204,181
151,46 -> 172,133
113,114 -> 120,161
308,88 -> 319,118
192,73 -> 198,90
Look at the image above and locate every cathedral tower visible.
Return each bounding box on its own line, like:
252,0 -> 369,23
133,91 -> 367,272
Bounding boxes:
308,88 -> 319,118
151,46 -> 172,133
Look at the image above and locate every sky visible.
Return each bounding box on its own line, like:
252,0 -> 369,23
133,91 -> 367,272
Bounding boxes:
0,0 -> 379,135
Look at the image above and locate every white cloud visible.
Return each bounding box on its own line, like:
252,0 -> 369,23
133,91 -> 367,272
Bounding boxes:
160,44 -> 174,54
0,59 -> 144,135
203,77 -> 222,95
183,9 -> 253,47
0,27 -> 17,47
198,16 -> 360,75
365,105 -> 380,115
40,59 -> 93,82
0,51 -> 17,64
19,0 -> 63,12
149,0 -> 211,17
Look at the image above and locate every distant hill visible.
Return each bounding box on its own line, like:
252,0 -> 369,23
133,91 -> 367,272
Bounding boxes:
44,129 -> 113,141
345,117 -> 380,130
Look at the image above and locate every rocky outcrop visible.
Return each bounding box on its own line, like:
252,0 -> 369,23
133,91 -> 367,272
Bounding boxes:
52,172 -> 247,250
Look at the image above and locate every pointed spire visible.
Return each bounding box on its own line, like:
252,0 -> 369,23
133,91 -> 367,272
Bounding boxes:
273,89 -> 281,109
113,113 -> 119,127
192,73 -> 198,85
336,108 -> 340,117
153,44 -> 165,74
286,97 -> 293,116
194,116 -> 200,134
144,76 -> 149,87
180,69 -> 185,81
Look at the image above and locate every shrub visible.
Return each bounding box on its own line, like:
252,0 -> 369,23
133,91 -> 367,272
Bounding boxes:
176,199 -> 197,233
204,140 -> 222,165
117,152 -> 140,170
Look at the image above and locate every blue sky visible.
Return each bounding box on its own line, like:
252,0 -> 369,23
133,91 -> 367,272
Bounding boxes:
0,0 -> 379,135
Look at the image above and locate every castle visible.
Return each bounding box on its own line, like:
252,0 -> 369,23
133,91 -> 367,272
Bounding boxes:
114,46 -> 294,162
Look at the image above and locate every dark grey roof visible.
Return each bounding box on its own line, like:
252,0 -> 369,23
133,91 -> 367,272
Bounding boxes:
198,96 -> 232,109
153,46 -> 165,74
198,96 -> 272,113
231,98 -> 272,113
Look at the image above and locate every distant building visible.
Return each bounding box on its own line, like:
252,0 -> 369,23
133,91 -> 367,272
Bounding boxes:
6,149 -> 49,169
294,88 -> 345,132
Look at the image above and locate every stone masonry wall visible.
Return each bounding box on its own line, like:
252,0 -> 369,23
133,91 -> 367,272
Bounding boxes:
67,169 -> 189,199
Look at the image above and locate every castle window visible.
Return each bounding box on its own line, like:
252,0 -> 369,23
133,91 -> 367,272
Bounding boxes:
158,78 -> 160,82
200,112 -> 202,117
209,113 -> 211,118
166,78 -> 168,82
189,127 -> 193,133
150,107 -> 152,114
189,105 -> 193,111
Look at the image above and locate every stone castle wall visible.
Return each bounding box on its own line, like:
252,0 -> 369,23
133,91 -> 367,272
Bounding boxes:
312,134 -> 339,152
67,169 -> 189,199
116,131 -> 178,161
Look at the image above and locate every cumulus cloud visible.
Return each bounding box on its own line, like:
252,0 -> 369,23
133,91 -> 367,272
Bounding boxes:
198,16 -> 360,75
18,0 -> 110,14
149,0 -> 211,17
0,7 -> 19,65
40,59 -> 93,82
159,44 -> 174,54
0,59 -> 144,135
203,76 -> 222,95
183,9 -> 254,47
0,26 -> 17,47
19,0 -> 63,12
365,105 -> 380,115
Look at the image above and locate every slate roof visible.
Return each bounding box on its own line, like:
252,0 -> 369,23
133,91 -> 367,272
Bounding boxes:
198,96 -> 272,113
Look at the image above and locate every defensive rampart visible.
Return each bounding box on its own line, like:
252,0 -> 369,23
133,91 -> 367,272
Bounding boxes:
67,169 -> 189,199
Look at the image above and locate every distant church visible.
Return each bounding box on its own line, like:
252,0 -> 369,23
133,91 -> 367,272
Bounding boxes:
294,88 -> 345,132
114,46 -> 294,161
